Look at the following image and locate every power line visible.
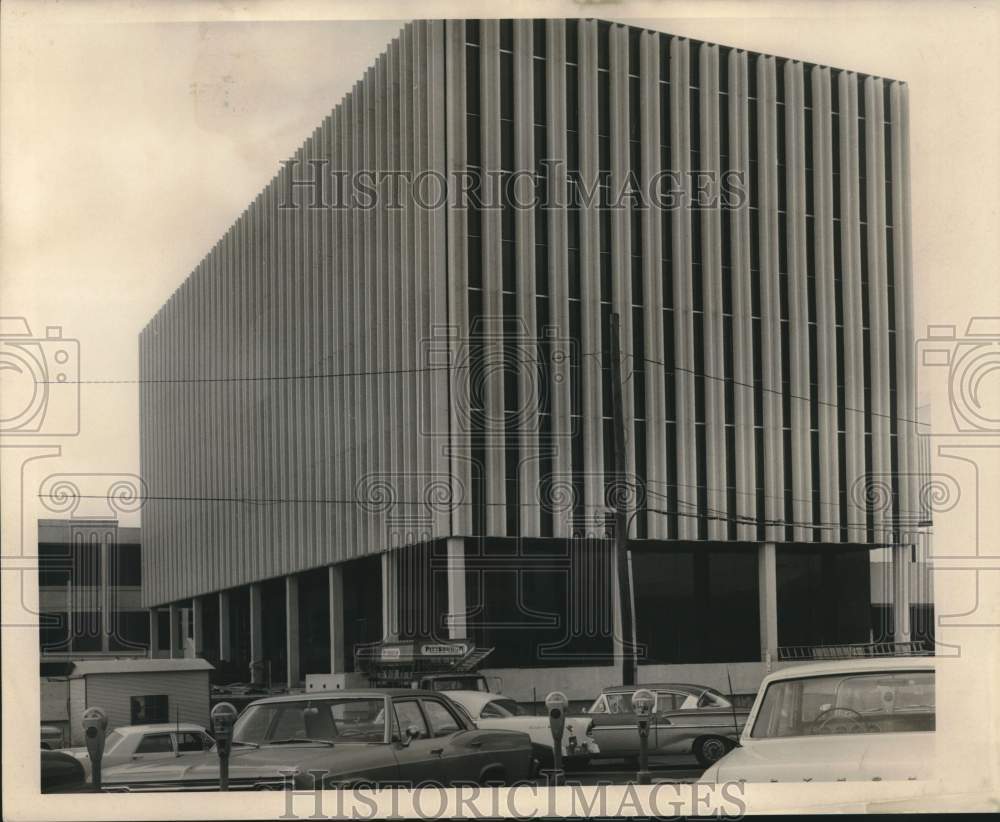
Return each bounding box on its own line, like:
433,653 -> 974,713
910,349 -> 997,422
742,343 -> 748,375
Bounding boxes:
48,348 -> 924,430
636,354 -> 924,428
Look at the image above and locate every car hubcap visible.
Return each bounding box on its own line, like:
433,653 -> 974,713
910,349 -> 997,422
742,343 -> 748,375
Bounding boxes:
704,740 -> 725,762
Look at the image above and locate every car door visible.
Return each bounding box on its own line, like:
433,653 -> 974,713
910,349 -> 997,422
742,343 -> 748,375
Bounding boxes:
587,692 -> 639,756
128,732 -> 177,765
652,690 -> 685,752
391,698 -> 450,786
419,697 -> 486,784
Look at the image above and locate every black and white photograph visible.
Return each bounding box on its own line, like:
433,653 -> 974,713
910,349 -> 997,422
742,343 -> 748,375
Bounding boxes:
2,0 -> 998,817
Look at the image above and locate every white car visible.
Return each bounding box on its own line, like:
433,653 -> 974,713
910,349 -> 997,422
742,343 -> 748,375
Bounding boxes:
699,657 -> 936,784
63,723 -> 214,781
445,691 -> 599,767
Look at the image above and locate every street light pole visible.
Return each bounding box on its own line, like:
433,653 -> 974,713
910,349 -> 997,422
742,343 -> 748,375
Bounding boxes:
610,312 -> 637,686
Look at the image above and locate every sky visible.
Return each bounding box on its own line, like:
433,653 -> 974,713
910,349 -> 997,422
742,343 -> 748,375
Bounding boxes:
1,0 -> 998,528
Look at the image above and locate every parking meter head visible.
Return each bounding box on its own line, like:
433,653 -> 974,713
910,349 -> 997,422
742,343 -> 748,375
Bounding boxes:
82,707 -> 109,762
632,689 -> 655,717
545,691 -> 568,742
211,702 -> 238,755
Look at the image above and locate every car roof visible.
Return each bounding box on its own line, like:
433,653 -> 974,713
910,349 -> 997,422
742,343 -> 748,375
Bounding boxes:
113,723 -> 208,735
600,683 -> 712,695
245,688 -> 441,706
761,656 -> 937,684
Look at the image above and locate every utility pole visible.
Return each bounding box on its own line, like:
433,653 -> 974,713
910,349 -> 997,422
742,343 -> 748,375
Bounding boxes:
610,312 -> 637,686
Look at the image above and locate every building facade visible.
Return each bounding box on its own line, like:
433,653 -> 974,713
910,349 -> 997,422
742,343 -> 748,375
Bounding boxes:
139,19 -> 931,699
38,518 -> 148,675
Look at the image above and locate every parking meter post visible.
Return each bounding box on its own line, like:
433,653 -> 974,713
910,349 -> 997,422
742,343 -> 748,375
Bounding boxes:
637,716 -> 651,785
211,702 -> 238,792
544,691 -> 568,787
81,707 -> 108,790
631,689 -> 655,786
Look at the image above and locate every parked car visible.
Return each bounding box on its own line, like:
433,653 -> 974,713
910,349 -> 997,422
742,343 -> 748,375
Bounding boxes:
100,689 -> 534,791
41,725 -> 65,750
63,723 -> 214,780
586,683 -> 748,768
417,673 -> 502,694
444,690 -> 599,768
698,657 -> 936,784
41,750 -> 91,793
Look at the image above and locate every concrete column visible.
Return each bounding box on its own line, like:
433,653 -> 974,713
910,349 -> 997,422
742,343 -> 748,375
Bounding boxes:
249,583 -> 264,684
445,538 -> 467,640
328,565 -> 345,673
286,576 -> 300,687
218,590 -> 232,662
180,606 -> 192,658
192,596 -> 204,657
168,602 -> 179,659
758,543 -> 779,668
100,537 -> 110,653
148,608 -> 160,658
381,550 -> 399,639
892,544 -> 912,644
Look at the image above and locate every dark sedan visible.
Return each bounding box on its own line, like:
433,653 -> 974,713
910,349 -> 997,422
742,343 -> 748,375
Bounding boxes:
100,689 -> 533,791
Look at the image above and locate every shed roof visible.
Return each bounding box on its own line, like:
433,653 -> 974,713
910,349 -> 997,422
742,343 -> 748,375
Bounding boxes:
70,658 -> 214,676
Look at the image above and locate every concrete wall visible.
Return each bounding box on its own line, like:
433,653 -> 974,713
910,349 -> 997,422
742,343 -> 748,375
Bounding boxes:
482,660 -> 808,703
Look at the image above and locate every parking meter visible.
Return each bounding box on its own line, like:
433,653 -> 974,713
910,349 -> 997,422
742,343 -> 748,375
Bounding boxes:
82,707 -> 108,789
544,691 -> 569,785
631,688 -> 655,785
211,701 -> 238,791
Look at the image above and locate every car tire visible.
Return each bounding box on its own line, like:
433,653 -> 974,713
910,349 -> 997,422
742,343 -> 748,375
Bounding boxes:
693,736 -> 732,768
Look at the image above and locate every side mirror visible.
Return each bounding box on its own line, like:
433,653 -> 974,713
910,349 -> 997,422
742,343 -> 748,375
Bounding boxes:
398,724 -> 421,746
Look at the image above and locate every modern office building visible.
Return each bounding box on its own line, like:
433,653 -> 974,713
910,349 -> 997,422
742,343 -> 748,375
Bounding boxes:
139,19 -> 932,698
38,518 -> 148,674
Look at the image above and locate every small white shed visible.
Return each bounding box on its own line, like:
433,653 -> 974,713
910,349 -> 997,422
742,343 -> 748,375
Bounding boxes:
67,658 -> 213,745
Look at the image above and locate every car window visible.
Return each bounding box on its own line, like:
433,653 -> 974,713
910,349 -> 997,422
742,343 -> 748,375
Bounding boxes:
135,733 -> 173,754
587,696 -> 608,714
231,698 -> 386,745
751,670 -> 935,739
271,706 -> 308,740
605,693 -> 631,714
422,700 -> 462,737
176,732 -> 210,752
480,701 -> 506,718
655,691 -> 680,711
697,689 -> 732,709
394,700 -> 429,739
481,698 -> 527,718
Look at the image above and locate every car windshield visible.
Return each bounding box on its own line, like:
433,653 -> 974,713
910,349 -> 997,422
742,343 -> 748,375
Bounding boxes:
232,698 -> 386,745
103,731 -> 125,753
485,698 -> 530,717
751,670 -> 935,739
